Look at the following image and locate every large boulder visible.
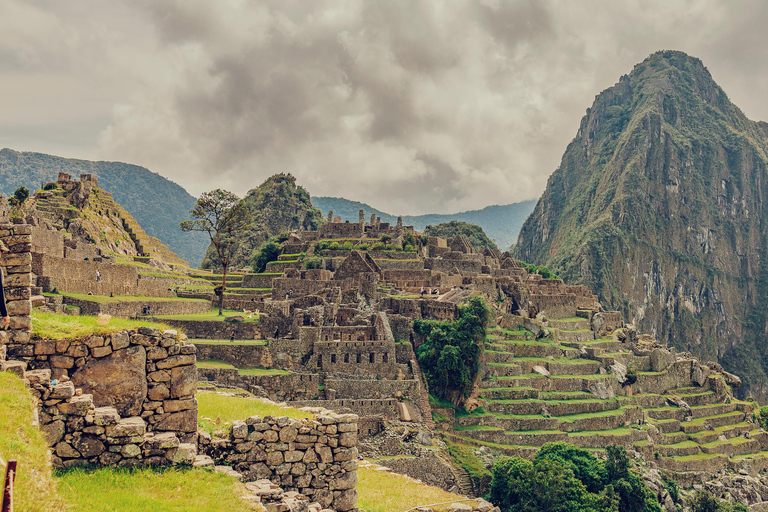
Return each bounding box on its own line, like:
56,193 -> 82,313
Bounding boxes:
72,345 -> 147,416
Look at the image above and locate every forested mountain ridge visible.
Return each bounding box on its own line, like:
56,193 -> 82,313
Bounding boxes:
0,148 -> 207,266
201,174 -> 325,271
514,50 -> 768,400
312,196 -> 536,250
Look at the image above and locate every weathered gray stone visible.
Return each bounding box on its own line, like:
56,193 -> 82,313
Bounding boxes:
532,365 -> 550,378
156,354 -> 195,369
170,365 -> 196,398
49,381 -> 75,399
167,443 -> 196,464
232,420 -> 248,439
93,406 -> 120,426
588,381 -> 614,400
332,489 -> 357,511
71,435 -> 105,458
611,362 -> 628,385
41,419 -> 65,446
106,416 -> 147,438
71,345 -> 147,416
330,471 -> 357,490
58,394 -> 94,416
154,409 -> 197,433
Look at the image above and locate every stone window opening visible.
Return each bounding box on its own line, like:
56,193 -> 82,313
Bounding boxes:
331,354 -> 336,363
344,354 -> 349,363
357,354 -> 362,364
317,354 -> 322,367
383,353 -> 388,363
369,353 -> 375,363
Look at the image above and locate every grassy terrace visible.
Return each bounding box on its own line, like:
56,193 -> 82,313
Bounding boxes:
197,360 -> 288,376
49,292 -> 206,304
191,339 -> 267,346
32,310 -> 178,340
156,309 -> 260,322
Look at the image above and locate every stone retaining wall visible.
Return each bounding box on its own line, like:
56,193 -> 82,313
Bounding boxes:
60,296 -> 210,317
0,223 -> 34,352
200,410 -> 360,511
25,328 -> 199,469
197,367 -> 321,401
163,319 -> 262,340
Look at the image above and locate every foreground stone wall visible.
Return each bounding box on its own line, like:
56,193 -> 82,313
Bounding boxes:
27,328 -> 198,437
60,296 -> 210,317
200,410 -> 360,512
0,223 -> 34,351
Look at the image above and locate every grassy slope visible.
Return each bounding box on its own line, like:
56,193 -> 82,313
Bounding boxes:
32,310 -> 177,340
57,467 -> 262,512
357,464 -> 465,512
0,372 -> 68,511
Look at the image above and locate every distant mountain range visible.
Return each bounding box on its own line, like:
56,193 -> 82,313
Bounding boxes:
0,149 -> 208,266
312,197 -> 536,250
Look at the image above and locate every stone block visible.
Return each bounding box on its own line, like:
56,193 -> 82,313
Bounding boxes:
55,441 -> 81,458
107,416 -> 147,438
170,364 -> 196,398
315,446 -> 333,464
148,384 -> 170,401
156,354 -> 195,369
147,347 -> 168,360
111,331 -> 130,350
5,273 -> 31,287
138,326 -> 162,338
41,419 -> 65,446
122,444 -> 141,458
1,360 -> 26,377
330,471 -> 357,490
71,345 -> 146,416
91,346 -> 113,358
332,489 -> 357,511
333,447 -> 358,462
50,355 -> 75,369
266,451 -> 284,466
154,409 -> 198,433
130,334 -> 157,347
5,287 -> 31,301
58,394 -> 94,416
93,406 -> 120,426
71,435 -> 105,458
280,426 -> 298,443
7,299 -> 31,316
167,442 -> 196,464
148,370 -> 171,382
85,336 -> 105,348
33,341 -> 56,356
163,397 -> 196,413
0,252 -> 31,266
25,368 -> 51,386
9,315 -> 31,331
50,381 -> 76,399
232,420 -> 248,439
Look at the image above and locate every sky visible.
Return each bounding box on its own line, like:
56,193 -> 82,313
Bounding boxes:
1,0 -> 767,215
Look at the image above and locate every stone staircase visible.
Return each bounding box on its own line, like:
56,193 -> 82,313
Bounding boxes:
451,321 -> 766,483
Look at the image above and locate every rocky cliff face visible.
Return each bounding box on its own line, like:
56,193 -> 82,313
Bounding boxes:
514,50 -> 768,400
201,174 -> 324,270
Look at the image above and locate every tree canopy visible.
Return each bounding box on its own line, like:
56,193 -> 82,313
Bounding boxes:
424,221 -> 499,251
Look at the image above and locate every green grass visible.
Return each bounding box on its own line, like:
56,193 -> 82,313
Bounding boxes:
357,463 -> 463,512
196,360 -> 289,376
191,339 -> 267,346
59,292 -> 206,304
32,310 -> 179,340
445,438 -> 492,478
156,309 -> 260,322
0,372 -> 68,512
196,390 -> 312,435
56,466 -> 260,511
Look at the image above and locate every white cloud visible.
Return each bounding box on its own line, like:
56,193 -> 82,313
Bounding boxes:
1,0 -> 767,214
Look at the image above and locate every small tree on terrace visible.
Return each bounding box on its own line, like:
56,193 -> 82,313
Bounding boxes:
180,189 -> 250,315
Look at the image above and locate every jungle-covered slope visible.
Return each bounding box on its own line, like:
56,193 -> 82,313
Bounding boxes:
514,50 -> 768,400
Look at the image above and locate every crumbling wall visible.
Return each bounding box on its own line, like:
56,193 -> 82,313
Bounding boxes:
200,411 -> 360,511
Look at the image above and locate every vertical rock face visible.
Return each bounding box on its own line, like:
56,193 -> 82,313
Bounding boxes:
514,50 -> 768,400
72,345 -> 147,416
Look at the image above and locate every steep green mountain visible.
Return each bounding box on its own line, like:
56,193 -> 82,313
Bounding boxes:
0,149 -> 207,266
514,50 -> 768,400
201,174 -> 324,271
424,221 -> 499,251
312,196 -> 536,250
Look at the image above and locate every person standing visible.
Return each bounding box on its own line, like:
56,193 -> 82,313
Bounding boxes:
230,331 -> 235,342
96,270 -> 101,282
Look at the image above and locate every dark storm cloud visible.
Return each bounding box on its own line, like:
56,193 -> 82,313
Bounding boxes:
1,0 -> 767,214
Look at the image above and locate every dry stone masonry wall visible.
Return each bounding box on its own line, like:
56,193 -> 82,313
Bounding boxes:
200,409 -> 360,512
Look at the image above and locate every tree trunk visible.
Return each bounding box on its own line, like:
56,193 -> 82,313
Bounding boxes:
219,265 -> 227,315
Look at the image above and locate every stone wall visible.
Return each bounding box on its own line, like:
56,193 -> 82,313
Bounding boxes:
34,253 -> 138,296
242,273 -> 281,288
1,223 -> 35,354
528,293 -> 577,319
193,342 -> 272,368
197,367 -> 321,401
61,296 -> 210,317
200,410 -> 360,511
26,327 -> 199,469
162,319 -> 262,340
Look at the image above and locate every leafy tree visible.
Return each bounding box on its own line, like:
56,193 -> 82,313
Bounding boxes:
691,492 -> 747,512
415,297 -> 487,403
304,256 -> 323,270
536,443 -> 606,494
252,241 -> 282,273
181,189 -> 250,315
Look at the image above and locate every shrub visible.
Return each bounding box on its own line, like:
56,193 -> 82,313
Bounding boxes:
13,186 -> 29,204
625,364 -> 638,385
380,234 -> 392,243
662,476 -> 679,503
415,297 -> 488,401
304,257 -> 323,270
251,241 -> 282,273
372,242 -> 387,250
43,182 -> 57,190
342,241 -> 354,250
403,244 -> 414,252
329,241 -> 340,250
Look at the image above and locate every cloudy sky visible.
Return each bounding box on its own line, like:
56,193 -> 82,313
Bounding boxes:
1,1 -> 767,214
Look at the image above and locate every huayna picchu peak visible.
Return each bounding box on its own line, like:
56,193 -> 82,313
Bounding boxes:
514,50 -> 768,401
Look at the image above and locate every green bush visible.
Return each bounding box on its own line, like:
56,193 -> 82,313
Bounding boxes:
380,234 -> 392,243
403,244 -> 414,252
251,241 -> 282,273
304,257 -> 323,270
43,182 -> 57,190
342,241 -> 354,250
372,242 -> 387,250
490,443 -> 662,512
14,186 -> 29,204
415,297 -> 488,401
329,241 -> 340,250
662,476 -> 678,503
625,364 -> 638,385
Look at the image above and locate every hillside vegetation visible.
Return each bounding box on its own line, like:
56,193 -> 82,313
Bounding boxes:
424,221 -> 499,251
201,174 -> 324,270
514,50 -> 768,401
0,148 -> 207,266
313,196 -> 535,250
